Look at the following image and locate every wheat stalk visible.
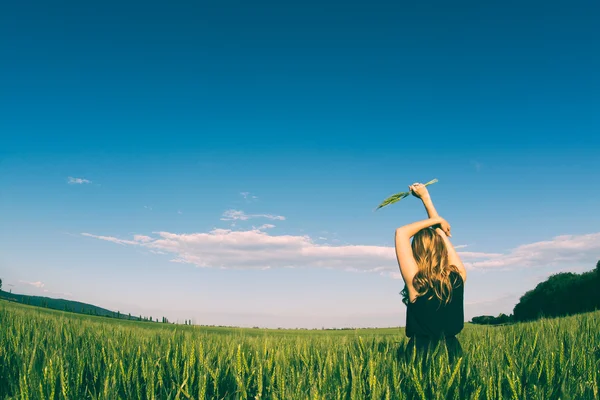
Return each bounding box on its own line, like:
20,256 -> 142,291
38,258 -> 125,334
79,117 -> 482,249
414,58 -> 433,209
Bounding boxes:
374,179 -> 438,211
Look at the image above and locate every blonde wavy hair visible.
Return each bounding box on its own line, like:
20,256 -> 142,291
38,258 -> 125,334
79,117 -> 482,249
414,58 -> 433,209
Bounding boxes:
401,227 -> 461,306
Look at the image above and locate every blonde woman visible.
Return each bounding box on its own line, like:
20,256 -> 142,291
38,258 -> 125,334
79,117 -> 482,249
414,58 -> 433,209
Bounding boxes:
395,183 -> 467,363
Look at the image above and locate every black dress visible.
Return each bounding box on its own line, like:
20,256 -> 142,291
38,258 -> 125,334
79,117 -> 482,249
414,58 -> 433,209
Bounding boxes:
404,271 -> 464,363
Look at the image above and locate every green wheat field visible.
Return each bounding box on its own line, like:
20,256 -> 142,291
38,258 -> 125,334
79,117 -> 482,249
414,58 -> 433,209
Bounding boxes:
1,301 -> 599,400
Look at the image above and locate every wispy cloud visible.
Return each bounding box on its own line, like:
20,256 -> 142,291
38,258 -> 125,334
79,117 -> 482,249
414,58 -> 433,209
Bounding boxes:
240,192 -> 259,200
83,229 -> 396,273
81,226 -> 600,278
254,224 -> 276,230
133,235 -> 153,243
144,206 -> 153,211
465,232 -> 600,269
19,280 -> 45,288
81,233 -> 137,245
221,209 -> 285,222
67,177 -> 91,184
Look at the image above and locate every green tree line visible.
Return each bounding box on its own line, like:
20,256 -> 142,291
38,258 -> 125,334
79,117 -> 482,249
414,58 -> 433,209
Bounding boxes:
472,260 -> 600,325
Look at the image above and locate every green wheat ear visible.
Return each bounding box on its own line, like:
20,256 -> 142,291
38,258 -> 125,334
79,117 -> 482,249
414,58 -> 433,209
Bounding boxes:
374,178 -> 438,211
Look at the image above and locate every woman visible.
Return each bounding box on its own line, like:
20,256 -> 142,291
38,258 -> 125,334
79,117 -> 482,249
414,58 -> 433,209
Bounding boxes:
395,183 -> 467,364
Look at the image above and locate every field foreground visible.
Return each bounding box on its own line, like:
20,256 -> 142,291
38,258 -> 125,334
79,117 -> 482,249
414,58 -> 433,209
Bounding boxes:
1,301 -> 599,399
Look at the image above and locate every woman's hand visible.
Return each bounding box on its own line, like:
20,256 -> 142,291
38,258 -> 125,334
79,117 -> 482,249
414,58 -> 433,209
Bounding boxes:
409,182 -> 430,200
435,217 -> 452,237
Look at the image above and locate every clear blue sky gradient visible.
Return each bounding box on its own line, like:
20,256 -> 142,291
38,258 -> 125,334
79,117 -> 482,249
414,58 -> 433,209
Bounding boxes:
1,0 -> 599,327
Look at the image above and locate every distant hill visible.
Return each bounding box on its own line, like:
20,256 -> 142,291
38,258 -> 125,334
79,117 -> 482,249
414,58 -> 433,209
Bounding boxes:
0,291 -> 144,321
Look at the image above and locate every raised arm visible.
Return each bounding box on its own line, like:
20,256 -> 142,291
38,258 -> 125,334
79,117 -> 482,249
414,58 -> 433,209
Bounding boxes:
395,216 -> 445,302
395,216 -> 445,240
412,183 -> 440,219
409,182 -> 467,283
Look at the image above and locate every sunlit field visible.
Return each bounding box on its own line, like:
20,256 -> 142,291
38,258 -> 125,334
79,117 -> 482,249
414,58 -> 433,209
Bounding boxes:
1,300 -> 599,399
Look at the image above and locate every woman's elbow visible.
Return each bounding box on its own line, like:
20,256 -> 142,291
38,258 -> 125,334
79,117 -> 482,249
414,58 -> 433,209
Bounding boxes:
395,228 -> 410,245
395,227 -> 410,238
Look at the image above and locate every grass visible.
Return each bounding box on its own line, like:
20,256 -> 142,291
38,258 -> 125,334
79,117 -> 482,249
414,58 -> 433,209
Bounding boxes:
1,300 -> 599,399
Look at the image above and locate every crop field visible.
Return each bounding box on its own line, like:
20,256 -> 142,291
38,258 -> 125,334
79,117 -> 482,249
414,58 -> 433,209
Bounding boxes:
1,301 -> 599,399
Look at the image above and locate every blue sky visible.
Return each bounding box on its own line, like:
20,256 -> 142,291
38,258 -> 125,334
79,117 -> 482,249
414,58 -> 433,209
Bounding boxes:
1,0 -> 599,328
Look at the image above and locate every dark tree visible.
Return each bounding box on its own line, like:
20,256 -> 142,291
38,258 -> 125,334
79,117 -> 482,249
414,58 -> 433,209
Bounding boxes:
496,313 -> 511,324
470,314 -> 513,325
0,278 -> 2,291
513,264 -> 600,322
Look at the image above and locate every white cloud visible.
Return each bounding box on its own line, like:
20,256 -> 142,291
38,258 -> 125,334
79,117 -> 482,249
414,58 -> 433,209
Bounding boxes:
221,209 -> 285,222
134,235 -> 153,243
144,206 -> 153,211
81,228 -> 600,277
84,228 -> 396,273
81,233 -> 137,245
19,280 -> 45,288
466,232 -> 600,269
67,177 -> 91,184
386,272 -> 403,280
255,224 -> 275,230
